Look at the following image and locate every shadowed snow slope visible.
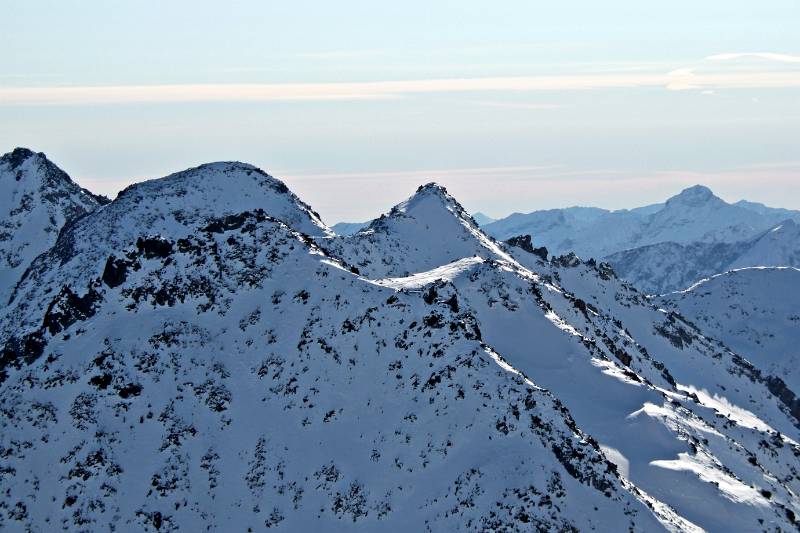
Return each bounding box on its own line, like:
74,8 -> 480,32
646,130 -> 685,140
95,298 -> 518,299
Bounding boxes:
607,220 -> 800,294
657,267 -> 800,392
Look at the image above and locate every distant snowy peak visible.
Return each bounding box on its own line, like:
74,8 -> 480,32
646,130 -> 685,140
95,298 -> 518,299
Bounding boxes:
483,183 -> 797,260
0,148 -> 103,304
735,199 -> 800,220
471,211 -> 496,225
730,218 -> 800,269
663,184 -> 721,208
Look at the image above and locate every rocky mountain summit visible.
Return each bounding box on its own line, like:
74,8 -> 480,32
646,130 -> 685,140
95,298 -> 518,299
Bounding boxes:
0,148 -> 106,305
1,149 -> 798,531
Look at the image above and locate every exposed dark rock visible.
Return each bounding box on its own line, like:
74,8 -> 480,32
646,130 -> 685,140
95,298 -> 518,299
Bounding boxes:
203,209 -> 268,234
423,286 -> 438,305
552,252 -> 581,268
2,147 -> 35,170
89,373 -> 113,390
504,234 -> 549,261
43,284 -> 103,336
102,256 -> 129,288
764,376 -> 800,424
117,383 -> 143,398
136,237 -> 174,259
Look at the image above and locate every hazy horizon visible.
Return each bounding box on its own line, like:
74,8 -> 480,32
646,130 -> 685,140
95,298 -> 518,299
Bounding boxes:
8,145 -> 799,226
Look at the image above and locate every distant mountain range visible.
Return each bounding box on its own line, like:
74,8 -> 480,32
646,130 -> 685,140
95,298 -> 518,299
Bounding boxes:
2,148 -> 799,531
335,184 -> 800,294
481,185 -> 800,258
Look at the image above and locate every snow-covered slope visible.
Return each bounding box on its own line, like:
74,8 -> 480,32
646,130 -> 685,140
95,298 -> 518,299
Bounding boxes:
0,167 -> 682,532
2,162 -> 799,531
606,220 -> 800,294
0,148 -> 104,305
657,267 -> 800,392
326,188 -> 800,531
483,185 -> 800,261
729,219 -> 800,270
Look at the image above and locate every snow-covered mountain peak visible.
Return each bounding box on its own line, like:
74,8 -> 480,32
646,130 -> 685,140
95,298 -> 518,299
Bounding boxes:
1,148 -> 96,198
97,159 -> 330,240
0,148 -> 104,304
664,184 -> 720,208
324,182 -> 512,278
391,182 -> 467,219
415,181 -> 449,195
1,147 -> 37,170
113,160 -> 329,235
4,154 -> 800,531
2,160 -> 334,324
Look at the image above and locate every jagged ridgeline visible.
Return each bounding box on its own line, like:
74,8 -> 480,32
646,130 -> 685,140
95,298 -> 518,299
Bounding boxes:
0,149 -> 798,531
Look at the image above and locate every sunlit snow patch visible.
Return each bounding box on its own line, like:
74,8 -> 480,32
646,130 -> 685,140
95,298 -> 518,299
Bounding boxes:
591,358 -> 643,386
676,384 -> 774,434
600,445 -> 630,478
650,452 -> 769,508
374,256 -> 485,290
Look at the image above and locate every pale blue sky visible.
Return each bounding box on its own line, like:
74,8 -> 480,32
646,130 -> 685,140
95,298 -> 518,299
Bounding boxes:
2,1 -> 799,222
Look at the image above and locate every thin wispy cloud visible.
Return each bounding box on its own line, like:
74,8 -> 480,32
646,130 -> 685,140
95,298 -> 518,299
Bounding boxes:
707,52 -> 800,64
3,67 -> 800,106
